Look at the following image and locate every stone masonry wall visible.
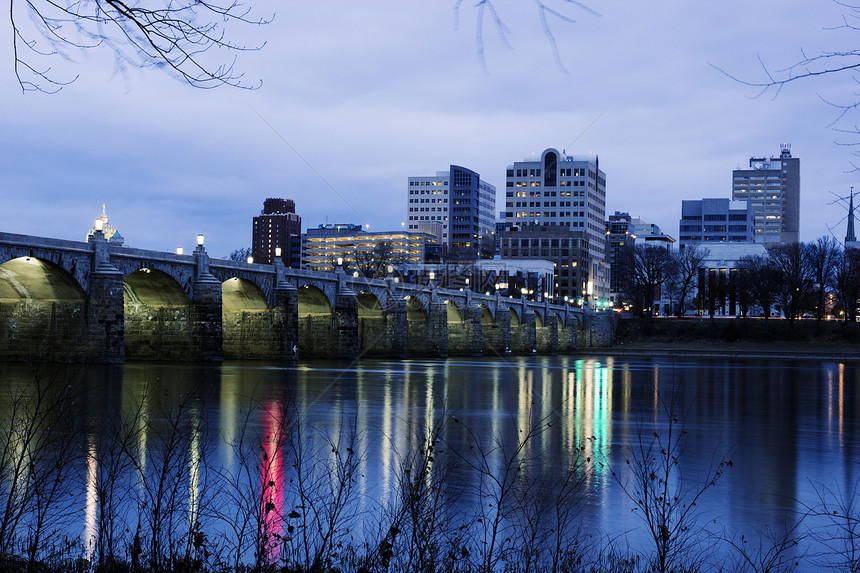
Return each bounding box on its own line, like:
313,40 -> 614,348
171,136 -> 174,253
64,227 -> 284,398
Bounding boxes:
358,317 -> 389,357
557,320 -> 577,354
583,312 -> 617,347
222,311 -> 277,359
510,312 -> 536,355
385,299 -> 407,359
536,314 -> 559,355
0,301 -> 88,362
298,314 -> 335,358
447,305 -> 482,357
482,310 -> 510,357
86,272 -> 124,362
124,303 -> 193,360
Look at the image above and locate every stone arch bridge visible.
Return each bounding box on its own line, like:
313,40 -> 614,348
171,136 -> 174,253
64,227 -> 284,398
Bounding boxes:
0,231 -> 615,363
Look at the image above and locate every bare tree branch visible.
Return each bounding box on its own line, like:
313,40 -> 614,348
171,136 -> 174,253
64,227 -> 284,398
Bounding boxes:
10,0 -> 272,92
454,0 -> 600,74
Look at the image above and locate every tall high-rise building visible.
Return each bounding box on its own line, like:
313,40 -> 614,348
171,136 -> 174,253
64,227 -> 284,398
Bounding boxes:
500,148 -> 608,302
407,165 -> 496,259
732,144 -> 800,244
252,198 -> 302,266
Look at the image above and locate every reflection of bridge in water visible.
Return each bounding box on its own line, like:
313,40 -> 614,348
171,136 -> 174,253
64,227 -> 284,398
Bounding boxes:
0,231 -> 615,363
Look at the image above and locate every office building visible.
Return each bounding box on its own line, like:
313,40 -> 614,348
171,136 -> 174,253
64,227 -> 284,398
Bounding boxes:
500,148 -> 609,302
252,198 -> 302,266
678,198 -> 754,250
407,165 -> 496,259
695,242 -> 768,317
302,223 -> 438,272
605,212 -> 674,304
732,144 -> 800,244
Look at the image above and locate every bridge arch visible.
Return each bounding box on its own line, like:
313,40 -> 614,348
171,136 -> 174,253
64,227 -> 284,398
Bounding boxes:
222,278 -> 275,359
0,257 -> 88,360
297,284 -> 334,358
443,299 -> 462,322
124,268 -> 193,360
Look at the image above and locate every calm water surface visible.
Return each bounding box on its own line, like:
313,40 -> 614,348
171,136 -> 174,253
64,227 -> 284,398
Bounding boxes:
2,354 -> 859,567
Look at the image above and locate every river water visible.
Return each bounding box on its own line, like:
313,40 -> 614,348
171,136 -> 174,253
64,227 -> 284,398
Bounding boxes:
1,354 -> 858,570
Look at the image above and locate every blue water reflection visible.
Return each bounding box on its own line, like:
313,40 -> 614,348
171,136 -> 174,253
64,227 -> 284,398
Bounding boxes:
0,355 -> 857,569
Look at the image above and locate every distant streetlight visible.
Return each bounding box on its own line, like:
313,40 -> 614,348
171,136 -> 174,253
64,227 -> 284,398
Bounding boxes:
197,234 -> 204,247
94,218 -> 104,232
275,247 -> 282,258
176,246 -> 183,255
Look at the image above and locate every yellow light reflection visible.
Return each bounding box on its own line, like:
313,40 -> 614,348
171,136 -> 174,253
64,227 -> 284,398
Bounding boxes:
188,405 -> 201,533
83,434 -> 97,558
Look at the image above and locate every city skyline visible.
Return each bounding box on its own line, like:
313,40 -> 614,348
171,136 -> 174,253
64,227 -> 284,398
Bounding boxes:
2,2 -> 860,257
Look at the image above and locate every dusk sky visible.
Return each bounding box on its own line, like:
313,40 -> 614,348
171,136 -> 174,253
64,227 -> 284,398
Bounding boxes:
3,1 -> 860,258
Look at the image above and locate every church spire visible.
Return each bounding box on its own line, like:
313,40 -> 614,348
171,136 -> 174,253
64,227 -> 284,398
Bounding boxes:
847,187 -> 857,244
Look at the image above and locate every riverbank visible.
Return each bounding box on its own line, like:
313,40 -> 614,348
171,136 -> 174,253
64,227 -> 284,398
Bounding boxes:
607,317 -> 860,360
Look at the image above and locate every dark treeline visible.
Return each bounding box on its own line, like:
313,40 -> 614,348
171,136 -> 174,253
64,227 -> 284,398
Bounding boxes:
0,366 -> 858,573
619,237 -> 860,321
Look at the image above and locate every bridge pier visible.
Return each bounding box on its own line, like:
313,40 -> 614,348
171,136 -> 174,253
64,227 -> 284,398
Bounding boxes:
482,307 -> 510,357
273,280 -> 298,361
558,317 -> 578,354
511,310 -> 536,355
87,270 -> 125,363
191,247 -> 223,361
449,303 -> 482,357
426,300 -> 448,358
536,313 -> 559,355
334,281 -> 359,359
86,233 -> 125,363
385,297 -> 408,359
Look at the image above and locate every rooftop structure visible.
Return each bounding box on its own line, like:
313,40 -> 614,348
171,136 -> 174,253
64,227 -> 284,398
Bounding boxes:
731,144 -> 800,245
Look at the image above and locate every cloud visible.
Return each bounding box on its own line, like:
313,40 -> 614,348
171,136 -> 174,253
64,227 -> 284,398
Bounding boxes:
1,0 -> 859,258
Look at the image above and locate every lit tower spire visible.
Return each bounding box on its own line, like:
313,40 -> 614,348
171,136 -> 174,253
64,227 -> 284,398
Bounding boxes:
847,187 -> 857,244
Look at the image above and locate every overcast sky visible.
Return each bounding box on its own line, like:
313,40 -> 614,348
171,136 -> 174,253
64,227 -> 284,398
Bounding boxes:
2,1 -> 860,258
